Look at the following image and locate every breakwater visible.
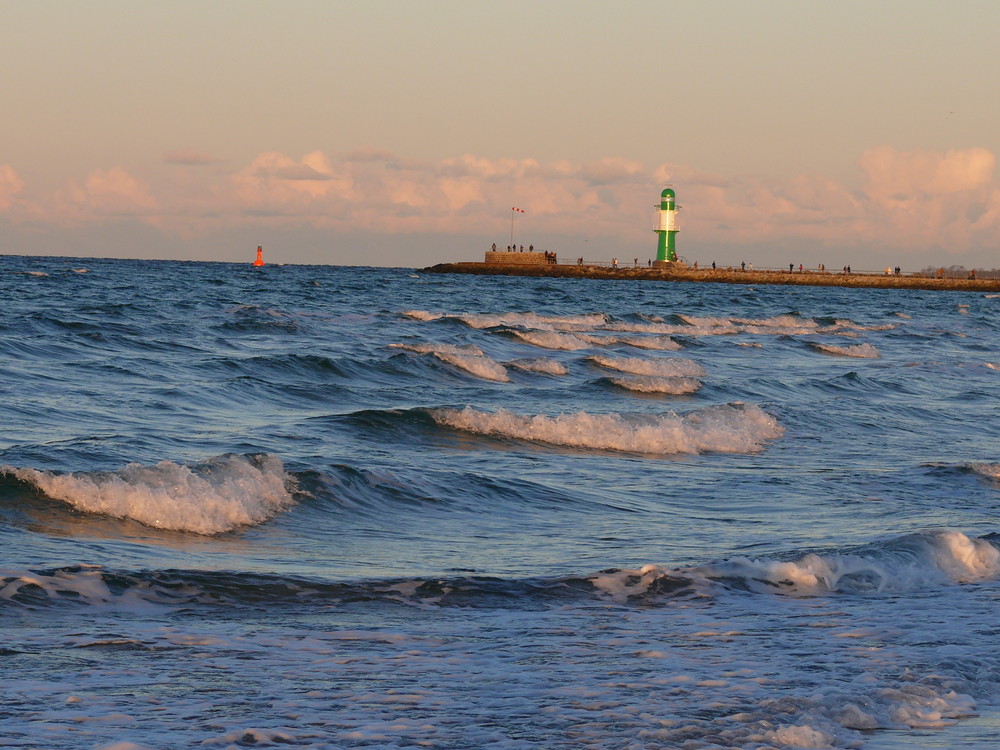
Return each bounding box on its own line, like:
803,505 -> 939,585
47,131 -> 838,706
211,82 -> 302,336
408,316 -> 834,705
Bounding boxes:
423,262 -> 1000,292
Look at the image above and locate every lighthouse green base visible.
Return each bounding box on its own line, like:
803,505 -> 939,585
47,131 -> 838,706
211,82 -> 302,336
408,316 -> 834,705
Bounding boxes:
655,230 -> 678,263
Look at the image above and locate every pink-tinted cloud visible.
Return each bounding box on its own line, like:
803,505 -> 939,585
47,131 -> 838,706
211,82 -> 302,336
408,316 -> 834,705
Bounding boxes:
861,146 -> 995,203
0,165 -> 25,210
45,167 -> 159,225
6,147 -> 1000,258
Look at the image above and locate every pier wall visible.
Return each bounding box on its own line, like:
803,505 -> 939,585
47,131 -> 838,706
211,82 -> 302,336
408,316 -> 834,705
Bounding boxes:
484,251 -> 547,265
423,262 -> 1000,293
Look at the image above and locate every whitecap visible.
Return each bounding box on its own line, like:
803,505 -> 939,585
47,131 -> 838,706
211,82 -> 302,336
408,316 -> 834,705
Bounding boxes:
432,351 -> 509,382
689,530 -> 1000,595
969,462 -> 1000,479
2,454 -> 297,535
389,342 -> 484,356
510,330 -> 591,350
609,376 -> 702,394
401,309 -> 444,321
507,358 -> 568,376
579,334 -> 682,351
813,343 -> 880,358
390,342 -> 508,381
589,354 -> 705,377
459,312 -> 607,331
431,403 -> 782,455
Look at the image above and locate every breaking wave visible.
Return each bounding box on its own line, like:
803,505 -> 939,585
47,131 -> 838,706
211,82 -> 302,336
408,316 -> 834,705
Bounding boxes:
403,310 -> 607,331
430,403 -> 782,455
608,376 -> 702,394
586,531 -> 1000,602
390,341 -> 508,381
9,531 -> 993,612
579,333 -> 682,350
689,529 -> 1000,595
969,463 -> 1000,480
510,330 -> 591,350
589,354 -> 706,377
1,454 -> 298,535
813,342 -> 881,358
389,341 -> 484,356
508,358 -> 568,376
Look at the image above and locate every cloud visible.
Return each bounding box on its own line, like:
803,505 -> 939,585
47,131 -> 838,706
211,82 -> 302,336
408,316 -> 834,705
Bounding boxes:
56,167 -> 158,220
8,146 -> 1000,261
861,146 -> 995,203
164,149 -> 218,166
0,165 -> 25,210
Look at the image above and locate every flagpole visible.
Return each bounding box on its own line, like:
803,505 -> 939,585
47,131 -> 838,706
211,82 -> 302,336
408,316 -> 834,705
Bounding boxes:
510,207 -> 524,248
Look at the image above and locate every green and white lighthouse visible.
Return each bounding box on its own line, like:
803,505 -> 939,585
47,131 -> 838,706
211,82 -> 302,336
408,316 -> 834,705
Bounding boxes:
654,188 -> 679,263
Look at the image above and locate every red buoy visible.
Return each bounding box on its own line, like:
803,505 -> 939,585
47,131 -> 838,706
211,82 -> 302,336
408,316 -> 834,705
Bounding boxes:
253,246 -> 265,266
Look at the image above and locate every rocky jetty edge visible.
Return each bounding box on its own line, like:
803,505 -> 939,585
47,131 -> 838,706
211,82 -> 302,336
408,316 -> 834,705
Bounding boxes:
422,262 -> 1000,293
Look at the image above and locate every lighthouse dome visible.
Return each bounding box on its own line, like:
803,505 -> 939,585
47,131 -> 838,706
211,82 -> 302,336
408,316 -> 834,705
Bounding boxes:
661,188 -> 675,199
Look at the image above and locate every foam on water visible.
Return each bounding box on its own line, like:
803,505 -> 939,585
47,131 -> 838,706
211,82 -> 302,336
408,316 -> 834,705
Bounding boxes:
510,329 -> 591,350
608,375 -> 702,394
687,530 -> 1000,595
2,454 -> 297,534
507,358 -> 568,376
388,341 -> 485,356
589,354 -> 706,377
434,351 -> 509,381
390,341 -> 508,381
580,333 -> 682,350
969,462 -> 1000,480
431,403 -> 782,455
403,309 -> 607,331
813,342 -> 881,358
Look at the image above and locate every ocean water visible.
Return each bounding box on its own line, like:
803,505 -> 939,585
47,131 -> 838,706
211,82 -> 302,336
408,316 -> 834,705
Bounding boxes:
2,255 -> 999,750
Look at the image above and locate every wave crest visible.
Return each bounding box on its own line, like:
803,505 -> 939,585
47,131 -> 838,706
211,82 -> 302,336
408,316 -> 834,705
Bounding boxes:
813,342 -> 880,358
691,530 -> 1000,595
590,354 -> 705,377
390,342 -> 508,381
2,454 -> 298,534
510,330 -> 590,350
430,403 -> 783,455
508,358 -> 568,376
609,376 -> 702,394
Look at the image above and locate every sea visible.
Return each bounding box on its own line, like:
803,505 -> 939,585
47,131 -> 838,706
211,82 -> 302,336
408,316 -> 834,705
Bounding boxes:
2,255 -> 999,750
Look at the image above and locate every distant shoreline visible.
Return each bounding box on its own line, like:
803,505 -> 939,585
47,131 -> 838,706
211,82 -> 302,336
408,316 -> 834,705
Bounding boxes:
422,262 -> 1000,292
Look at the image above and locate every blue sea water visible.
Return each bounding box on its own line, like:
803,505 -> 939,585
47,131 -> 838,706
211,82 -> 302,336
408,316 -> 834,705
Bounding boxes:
2,255 -> 999,749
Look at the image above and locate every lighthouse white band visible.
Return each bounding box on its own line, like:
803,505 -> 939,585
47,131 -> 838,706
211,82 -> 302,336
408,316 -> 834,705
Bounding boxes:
657,211 -> 677,232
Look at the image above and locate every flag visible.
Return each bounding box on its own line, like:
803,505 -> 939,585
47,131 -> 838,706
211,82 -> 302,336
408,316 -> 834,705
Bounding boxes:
512,207 -> 525,213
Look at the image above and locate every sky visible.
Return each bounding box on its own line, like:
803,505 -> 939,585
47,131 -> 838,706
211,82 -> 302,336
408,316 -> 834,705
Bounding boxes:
2,0 -> 1000,270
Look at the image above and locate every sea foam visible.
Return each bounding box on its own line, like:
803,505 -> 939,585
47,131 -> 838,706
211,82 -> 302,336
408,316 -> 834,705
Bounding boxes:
508,358 -> 569,376
431,403 -> 782,455
609,376 -> 702,394
689,530 -> 1000,595
389,342 -> 484,356
510,330 -> 591,350
3,454 -> 298,534
589,354 -> 706,377
813,342 -> 881,358
580,334 -> 682,351
390,342 -> 508,381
